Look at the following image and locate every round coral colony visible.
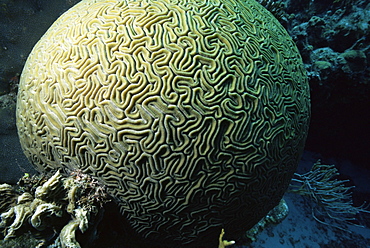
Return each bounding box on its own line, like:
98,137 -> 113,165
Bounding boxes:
16,0 -> 310,247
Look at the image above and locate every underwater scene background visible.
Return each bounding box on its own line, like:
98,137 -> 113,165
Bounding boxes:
0,0 -> 369,247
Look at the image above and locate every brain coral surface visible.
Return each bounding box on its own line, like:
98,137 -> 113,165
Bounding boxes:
16,0 -> 310,246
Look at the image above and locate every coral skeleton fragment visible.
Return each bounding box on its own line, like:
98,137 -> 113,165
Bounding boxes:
0,171 -> 109,247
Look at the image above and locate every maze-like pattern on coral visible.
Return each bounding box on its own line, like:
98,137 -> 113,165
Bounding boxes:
16,0 -> 310,246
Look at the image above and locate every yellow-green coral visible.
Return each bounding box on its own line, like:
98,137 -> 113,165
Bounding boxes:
16,0 -> 310,246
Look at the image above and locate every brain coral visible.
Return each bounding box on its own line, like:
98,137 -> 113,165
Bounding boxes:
16,0 -> 310,246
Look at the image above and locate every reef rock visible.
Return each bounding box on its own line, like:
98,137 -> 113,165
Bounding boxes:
0,171 -> 109,247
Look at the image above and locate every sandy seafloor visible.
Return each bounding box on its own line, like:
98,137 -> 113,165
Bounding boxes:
242,151 -> 370,248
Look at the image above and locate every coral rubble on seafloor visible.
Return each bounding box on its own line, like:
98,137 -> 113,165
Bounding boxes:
0,170 -> 110,248
245,198 -> 289,242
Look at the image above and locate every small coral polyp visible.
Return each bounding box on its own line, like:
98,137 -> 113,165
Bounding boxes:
15,0 -> 310,246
